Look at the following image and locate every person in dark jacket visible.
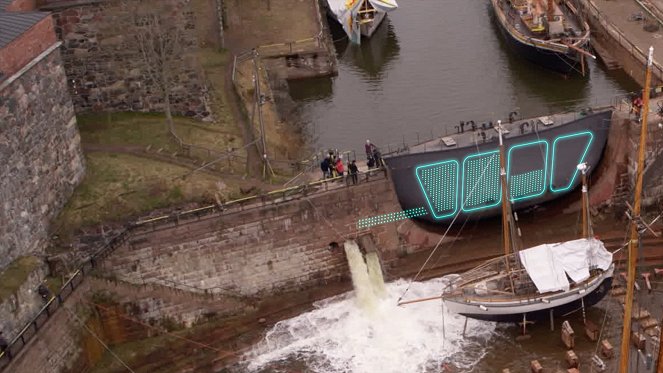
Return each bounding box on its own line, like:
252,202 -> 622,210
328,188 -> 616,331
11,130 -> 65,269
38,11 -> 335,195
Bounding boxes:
348,160 -> 359,185
320,157 -> 330,179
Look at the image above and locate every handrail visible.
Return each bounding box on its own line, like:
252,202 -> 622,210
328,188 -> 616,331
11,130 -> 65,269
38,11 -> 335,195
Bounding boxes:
0,166 -> 388,370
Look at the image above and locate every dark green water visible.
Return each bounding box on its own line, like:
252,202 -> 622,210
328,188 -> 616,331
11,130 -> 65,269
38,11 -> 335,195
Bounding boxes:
288,0 -> 640,156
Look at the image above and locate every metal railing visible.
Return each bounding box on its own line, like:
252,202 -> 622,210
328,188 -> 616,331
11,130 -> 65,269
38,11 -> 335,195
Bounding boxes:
0,230 -> 129,370
579,0 -> 663,82
0,166 -> 388,370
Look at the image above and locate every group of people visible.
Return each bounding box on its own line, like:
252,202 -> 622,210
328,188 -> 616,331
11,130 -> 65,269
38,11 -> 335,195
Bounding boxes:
320,150 -> 360,184
365,140 -> 382,169
319,140 -> 382,185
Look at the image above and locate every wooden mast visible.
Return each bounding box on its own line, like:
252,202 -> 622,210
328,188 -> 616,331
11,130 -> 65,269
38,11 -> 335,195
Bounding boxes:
619,46 -> 654,373
497,121 -> 512,272
579,163 -> 589,239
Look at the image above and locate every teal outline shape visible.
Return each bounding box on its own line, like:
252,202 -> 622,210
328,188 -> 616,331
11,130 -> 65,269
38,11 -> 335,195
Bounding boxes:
550,131 -> 594,193
415,160 -> 459,219
461,150 -> 501,212
506,139 -> 549,202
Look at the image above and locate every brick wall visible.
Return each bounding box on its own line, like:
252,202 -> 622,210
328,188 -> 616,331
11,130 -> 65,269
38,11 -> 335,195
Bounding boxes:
0,16 -> 56,79
103,177 -> 441,297
5,0 -> 37,11
0,43 -> 85,269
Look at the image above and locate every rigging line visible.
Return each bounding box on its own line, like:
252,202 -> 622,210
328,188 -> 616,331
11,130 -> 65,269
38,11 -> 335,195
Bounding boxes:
63,306 -> 136,373
397,146 -> 500,303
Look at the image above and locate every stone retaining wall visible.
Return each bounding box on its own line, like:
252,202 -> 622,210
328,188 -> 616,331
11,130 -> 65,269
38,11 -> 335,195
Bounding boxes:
44,0 -> 211,119
103,177 -> 428,297
0,43 -> 85,270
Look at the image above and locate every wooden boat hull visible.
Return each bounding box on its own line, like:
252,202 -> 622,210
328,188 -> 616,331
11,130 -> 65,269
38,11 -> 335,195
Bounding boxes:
491,0 -> 588,74
443,266 -> 614,323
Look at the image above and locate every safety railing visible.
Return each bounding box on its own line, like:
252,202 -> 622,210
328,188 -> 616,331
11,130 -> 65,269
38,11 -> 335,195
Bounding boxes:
579,0 -> 663,82
132,166 -> 388,232
0,166 -> 388,370
0,230 -> 129,371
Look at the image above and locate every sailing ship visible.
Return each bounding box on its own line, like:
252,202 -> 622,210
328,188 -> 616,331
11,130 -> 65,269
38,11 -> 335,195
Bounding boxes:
324,0 -> 398,44
399,123 -> 614,323
492,0 -> 593,74
383,108 -> 613,224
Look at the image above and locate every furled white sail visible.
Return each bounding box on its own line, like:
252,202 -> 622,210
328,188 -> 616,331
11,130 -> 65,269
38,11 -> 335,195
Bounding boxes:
518,238 -> 613,294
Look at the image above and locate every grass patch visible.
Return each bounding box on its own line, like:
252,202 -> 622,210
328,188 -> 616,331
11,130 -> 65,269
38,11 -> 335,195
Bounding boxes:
53,153 -> 229,238
77,112 -> 242,153
198,48 -> 236,131
0,256 -> 41,302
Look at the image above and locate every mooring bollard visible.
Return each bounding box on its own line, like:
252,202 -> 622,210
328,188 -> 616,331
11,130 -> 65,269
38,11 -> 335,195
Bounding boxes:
561,320 -> 575,349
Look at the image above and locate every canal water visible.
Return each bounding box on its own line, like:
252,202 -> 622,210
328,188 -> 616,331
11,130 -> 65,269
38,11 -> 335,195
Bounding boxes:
288,0 -> 640,157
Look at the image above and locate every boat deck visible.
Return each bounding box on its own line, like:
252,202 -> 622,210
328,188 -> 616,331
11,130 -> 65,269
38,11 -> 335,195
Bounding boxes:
398,107 -> 611,156
499,0 -> 584,40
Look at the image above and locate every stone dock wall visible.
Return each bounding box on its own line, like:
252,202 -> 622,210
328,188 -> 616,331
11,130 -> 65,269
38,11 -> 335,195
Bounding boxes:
103,175 -> 408,297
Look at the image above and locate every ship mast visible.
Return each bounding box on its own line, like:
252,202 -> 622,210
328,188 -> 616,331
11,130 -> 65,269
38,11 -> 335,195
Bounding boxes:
497,121 -> 513,272
578,163 -> 590,239
619,45 -> 654,373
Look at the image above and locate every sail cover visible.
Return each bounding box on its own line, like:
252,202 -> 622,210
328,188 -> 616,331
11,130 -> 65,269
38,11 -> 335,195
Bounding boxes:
518,238 -> 613,294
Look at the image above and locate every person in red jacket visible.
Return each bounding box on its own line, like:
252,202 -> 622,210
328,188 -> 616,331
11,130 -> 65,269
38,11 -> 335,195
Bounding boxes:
335,155 -> 345,177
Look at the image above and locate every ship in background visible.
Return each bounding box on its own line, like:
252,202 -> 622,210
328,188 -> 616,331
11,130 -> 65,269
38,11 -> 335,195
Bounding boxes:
383,107 -> 613,224
492,0 -> 594,74
324,0 -> 398,44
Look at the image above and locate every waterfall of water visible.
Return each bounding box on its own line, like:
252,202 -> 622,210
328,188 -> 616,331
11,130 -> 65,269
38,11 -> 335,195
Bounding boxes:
244,240 -> 496,373
343,240 -> 381,311
365,251 -> 387,298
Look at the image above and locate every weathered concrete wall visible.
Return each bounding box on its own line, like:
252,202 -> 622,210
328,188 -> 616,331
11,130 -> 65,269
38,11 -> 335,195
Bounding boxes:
103,176 -> 437,297
0,260 -> 48,340
0,43 -> 85,270
43,0 -> 211,119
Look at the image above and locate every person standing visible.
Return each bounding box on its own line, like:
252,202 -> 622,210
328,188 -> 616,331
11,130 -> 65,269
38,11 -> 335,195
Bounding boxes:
365,140 -> 376,166
335,155 -> 345,178
349,159 -> 359,185
320,157 -> 330,179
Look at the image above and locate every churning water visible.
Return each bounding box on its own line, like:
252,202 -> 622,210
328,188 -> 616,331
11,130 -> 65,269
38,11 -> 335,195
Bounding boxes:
243,241 -> 496,373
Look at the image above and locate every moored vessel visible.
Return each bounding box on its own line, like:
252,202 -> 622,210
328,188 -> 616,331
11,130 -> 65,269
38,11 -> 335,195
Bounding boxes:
324,0 -> 398,44
492,0 -> 593,74
383,107 -> 613,224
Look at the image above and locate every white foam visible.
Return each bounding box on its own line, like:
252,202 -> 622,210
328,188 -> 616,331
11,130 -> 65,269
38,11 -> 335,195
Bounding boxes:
244,278 -> 496,372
